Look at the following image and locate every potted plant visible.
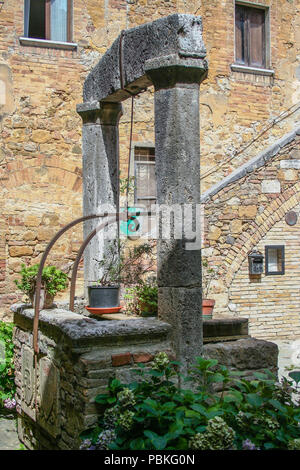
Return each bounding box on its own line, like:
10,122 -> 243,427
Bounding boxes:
124,278 -> 158,317
87,240 -> 155,313
15,263 -> 68,309
202,257 -> 217,319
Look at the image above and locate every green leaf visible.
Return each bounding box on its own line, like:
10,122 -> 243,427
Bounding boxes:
269,399 -> 287,413
130,438 -> 146,450
191,404 -> 209,417
185,410 -> 201,419
107,396 -> 116,404
144,430 -> 168,450
288,370 -> 300,385
223,390 -> 243,404
94,396 -> 107,404
246,393 -> 264,408
264,442 -> 276,450
253,371 -> 269,380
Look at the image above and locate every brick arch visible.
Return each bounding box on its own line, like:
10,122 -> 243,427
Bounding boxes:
0,162 -> 82,193
220,181 -> 300,287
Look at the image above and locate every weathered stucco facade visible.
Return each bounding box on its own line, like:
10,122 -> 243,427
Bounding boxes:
1,0 -> 300,337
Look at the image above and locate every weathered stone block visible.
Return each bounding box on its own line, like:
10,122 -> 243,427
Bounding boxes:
9,246 -> 33,257
203,338 -> 278,371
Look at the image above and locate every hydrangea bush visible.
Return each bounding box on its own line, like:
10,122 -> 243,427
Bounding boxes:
0,321 -> 16,410
80,353 -> 300,451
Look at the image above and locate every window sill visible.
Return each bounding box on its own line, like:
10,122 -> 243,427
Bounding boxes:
19,37 -> 77,50
230,64 -> 274,76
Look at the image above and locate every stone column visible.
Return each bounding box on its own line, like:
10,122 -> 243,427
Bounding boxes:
77,101 -> 122,292
146,56 -> 207,374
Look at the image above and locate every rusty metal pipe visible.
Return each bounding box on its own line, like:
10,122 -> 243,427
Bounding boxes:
33,210 -> 152,354
69,215 -> 122,311
33,214 -> 104,354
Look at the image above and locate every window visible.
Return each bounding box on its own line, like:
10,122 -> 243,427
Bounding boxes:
24,0 -> 72,43
235,3 -> 267,69
134,147 -> 156,211
265,245 -> 285,275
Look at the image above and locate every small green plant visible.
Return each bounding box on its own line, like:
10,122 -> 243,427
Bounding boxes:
0,322 -> 16,409
202,257 -> 219,299
14,264 -> 68,298
80,354 -> 300,451
119,176 -> 135,196
124,279 -> 158,316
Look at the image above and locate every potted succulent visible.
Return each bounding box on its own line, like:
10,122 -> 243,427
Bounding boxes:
202,257 -> 217,319
15,263 -> 68,309
87,240 -> 155,313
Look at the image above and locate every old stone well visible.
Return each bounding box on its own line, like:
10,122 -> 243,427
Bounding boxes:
12,14 -> 278,450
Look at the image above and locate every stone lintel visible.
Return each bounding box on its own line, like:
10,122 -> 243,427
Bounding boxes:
83,14 -> 207,103
76,101 -> 123,125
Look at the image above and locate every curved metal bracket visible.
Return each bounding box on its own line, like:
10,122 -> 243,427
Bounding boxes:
33,210 -> 151,354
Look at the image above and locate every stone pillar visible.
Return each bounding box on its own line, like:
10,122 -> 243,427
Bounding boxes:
146,56 -> 208,374
77,101 -> 122,292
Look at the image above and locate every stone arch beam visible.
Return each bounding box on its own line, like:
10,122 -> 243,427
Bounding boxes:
221,182 -> 300,287
78,14 -> 208,373
82,14 -> 207,103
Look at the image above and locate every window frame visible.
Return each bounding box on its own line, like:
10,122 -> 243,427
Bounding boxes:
265,245 -> 285,276
22,0 -> 74,46
133,146 -> 156,210
234,1 -> 270,71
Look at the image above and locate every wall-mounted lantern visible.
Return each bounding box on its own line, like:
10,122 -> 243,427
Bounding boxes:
248,249 -> 264,275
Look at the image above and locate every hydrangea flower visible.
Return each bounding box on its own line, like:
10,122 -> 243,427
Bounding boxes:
118,410 -> 134,432
79,439 -> 92,450
189,416 -> 235,450
103,406 -> 120,429
117,388 -> 136,408
96,429 -> 117,450
152,352 -> 170,371
242,439 -> 260,450
3,398 -> 16,410
288,438 -> 300,450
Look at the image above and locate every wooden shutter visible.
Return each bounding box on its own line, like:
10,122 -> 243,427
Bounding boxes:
248,7 -> 265,68
235,5 -> 246,64
235,4 -> 266,68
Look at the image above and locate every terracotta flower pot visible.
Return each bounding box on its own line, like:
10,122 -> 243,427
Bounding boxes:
202,299 -> 215,319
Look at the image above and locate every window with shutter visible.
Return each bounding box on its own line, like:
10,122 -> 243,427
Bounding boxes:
235,4 -> 266,69
134,147 -> 156,211
24,0 -> 72,43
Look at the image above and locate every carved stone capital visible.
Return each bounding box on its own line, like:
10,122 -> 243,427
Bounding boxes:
77,101 -> 123,125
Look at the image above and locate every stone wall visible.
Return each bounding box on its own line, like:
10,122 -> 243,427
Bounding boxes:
203,130 -> 300,339
12,304 -> 173,450
1,1 -> 300,319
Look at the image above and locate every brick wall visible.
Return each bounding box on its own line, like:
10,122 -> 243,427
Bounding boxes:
204,135 -> 300,339
1,0 -> 300,319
